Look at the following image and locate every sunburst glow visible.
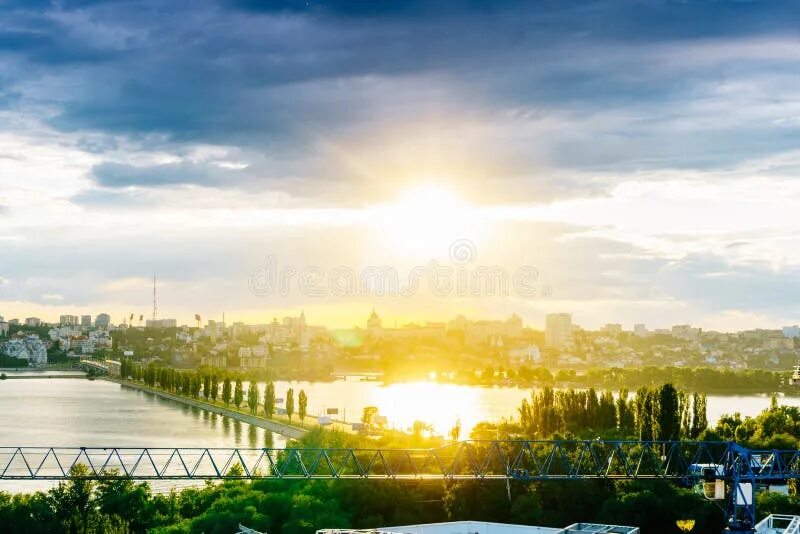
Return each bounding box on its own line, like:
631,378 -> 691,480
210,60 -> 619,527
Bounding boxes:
370,183 -> 483,258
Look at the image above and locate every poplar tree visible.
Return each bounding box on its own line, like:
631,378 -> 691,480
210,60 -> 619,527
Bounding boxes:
263,382 -> 276,418
657,383 -> 681,441
222,377 -> 231,406
286,388 -> 295,422
233,379 -> 244,409
247,382 -> 259,415
298,390 -> 308,425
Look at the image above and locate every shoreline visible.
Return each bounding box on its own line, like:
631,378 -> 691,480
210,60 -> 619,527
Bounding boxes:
7,370 -> 791,395
105,378 -> 309,440
0,375 -> 86,379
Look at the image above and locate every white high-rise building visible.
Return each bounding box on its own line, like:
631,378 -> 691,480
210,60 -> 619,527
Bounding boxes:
672,324 -> 700,341
81,315 -> 93,328
545,313 -> 572,348
95,313 -> 111,330
146,318 -> 177,328
634,324 -> 648,337
602,323 -> 623,336
60,315 -> 80,327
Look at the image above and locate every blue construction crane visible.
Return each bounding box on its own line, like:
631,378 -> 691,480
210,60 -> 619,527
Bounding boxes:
0,440 -> 796,533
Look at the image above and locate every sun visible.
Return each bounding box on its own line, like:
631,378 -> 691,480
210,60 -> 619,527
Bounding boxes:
370,183 -> 480,259
393,184 -> 465,217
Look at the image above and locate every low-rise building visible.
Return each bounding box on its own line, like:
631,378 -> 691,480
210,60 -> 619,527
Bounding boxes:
239,345 -> 270,368
201,353 -> 228,368
2,334 -> 48,366
783,325 -> 800,338
508,344 -> 541,364
765,334 -> 794,350
201,354 -> 228,368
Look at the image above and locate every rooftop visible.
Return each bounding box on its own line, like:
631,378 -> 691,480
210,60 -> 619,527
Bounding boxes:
317,521 -> 638,534
756,514 -> 800,534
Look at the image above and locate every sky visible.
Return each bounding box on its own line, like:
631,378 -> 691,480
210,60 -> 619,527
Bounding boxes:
3,0 -> 800,330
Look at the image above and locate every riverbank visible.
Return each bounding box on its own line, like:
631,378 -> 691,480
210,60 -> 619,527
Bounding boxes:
0,374 -> 86,379
105,377 -> 309,440
0,364 -> 83,371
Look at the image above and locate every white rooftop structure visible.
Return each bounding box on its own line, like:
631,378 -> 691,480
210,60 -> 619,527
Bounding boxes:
318,521 -> 638,534
562,526 -> 638,534
756,515 -> 800,534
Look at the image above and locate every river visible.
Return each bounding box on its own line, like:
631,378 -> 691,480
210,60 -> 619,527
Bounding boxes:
264,379 -> 797,437
0,375 -> 286,493
0,375 -> 794,493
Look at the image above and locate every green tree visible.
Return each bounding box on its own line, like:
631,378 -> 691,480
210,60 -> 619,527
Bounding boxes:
679,390 -> 691,438
298,390 -> 308,425
598,390 -> 617,430
96,474 -> 152,532
50,464 -> 95,534
210,374 -> 219,401
657,383 -> 681,441
264,382 -> 276,418
191,374 -> 201,399
586,388 -> 600,426
202,375 -> 211,400
637,388 -> 656,441
691,392 -> 708,438
247,382 -> 259,415
234,379 -> 244,409
222,377 -> 232,407
449,419 -> 462,441
286,388 -> 295,422
361,406 -> 379,431
412,420 -> 431,437
617,388 -> 635,432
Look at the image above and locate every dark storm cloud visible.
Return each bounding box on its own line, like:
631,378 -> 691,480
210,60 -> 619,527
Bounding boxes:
3,0 -> 796,132
228,0 -> 799,38
3,0 -> 800,195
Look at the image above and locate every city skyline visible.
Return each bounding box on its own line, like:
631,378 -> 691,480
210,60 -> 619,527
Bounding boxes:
5,304 -> 800,335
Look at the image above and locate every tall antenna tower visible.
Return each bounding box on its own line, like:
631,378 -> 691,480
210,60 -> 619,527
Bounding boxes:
152,273 -> 158,321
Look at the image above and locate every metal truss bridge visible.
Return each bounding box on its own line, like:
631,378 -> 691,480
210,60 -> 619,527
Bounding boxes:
1,440 -> 797,532
0,440 -> 796,482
